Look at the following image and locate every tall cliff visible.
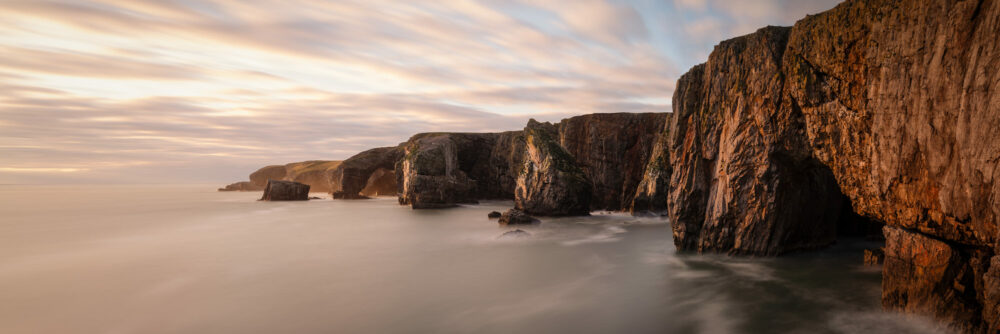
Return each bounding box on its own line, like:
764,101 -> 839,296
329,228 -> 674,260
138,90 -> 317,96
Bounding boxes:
558,113 -> 667,211
515,120 -> 593,216
329,146 -> 404,199
667,0 -> 999,330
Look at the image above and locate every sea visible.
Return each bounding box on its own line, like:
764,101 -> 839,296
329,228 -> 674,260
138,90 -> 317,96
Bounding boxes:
0,185 -> 953,333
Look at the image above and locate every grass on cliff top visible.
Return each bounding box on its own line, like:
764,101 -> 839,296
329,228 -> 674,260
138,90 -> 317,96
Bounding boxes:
286,160 -> 343,175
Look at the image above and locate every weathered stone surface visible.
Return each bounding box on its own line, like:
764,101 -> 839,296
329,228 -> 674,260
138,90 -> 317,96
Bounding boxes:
515,120 -> 592,216
558,113 -> 667,211
396,131 -> 526,209
330,146 -> 404,199
260,180 -> 310,201
249,165 -> 286,187
499,209 -> 538,225
218,181 -> 263,192
666,0 -> 1000,329
778,0 -> 1000,330
360,168 -> 397,197
630,113 -> 672,215
667,26 -> 850,255
248,161 -> 341,192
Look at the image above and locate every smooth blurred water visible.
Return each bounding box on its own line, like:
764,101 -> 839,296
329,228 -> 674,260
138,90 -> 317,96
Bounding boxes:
0,185 -> 952,334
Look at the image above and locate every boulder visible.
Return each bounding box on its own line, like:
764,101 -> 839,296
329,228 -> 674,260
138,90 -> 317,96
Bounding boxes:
260,180 -> 310,201
514,120 -> 592,216
499,209 -> 538,225
487,211 -> 502,219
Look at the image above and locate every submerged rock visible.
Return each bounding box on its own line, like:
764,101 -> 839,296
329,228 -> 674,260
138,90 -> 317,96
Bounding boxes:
487,211 -> 502,219
217,181 -> 263,192
497,229 -> 531,240
261,180 -> 310,201
499,209 -> 538,225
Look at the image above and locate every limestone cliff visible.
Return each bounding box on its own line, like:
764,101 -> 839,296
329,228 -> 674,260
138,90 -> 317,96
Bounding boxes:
666,0 -> 1000,330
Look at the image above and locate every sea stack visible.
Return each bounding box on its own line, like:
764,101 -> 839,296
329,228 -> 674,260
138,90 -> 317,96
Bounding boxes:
260,180 -> 310,201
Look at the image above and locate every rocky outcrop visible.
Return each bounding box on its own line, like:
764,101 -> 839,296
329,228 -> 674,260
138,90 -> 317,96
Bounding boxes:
667,26 -> 850,255
558,113 -> 667,211
665,0 -> 1000,330
515,120 -> 593,216
396,131 -> 526,209
218,181 -> 263,191
360,168 -> 396,197
247,161 -> 341,193
498,209 -> 538,225
260,180 -> 310,201
329,146 -> 404,199
249,165 -> 286,187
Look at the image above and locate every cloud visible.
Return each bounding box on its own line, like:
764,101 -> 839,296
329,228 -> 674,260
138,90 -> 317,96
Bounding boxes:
0,0 -> 844,184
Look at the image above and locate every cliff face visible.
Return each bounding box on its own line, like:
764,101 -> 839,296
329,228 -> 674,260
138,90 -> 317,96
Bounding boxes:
329,146 -> 404,199
514,120 -> 593,216
247,161 -> 341,193
396,131 -> 525,208
667,27 -> 849,255
558,113 -> 667,211
630,113 -> 672,214
218,181 -> 264,192
666,0 -> 1000,330
782,0 -> 1000,330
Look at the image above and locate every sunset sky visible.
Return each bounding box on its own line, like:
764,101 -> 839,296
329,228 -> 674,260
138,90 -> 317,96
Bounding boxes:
0,0 -> 841,184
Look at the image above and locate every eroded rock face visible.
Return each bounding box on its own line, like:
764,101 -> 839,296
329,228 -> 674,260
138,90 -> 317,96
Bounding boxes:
515,120 -> 592,216
558,113 -> 667,211
360,168 -> 396,197
666,0 -> 1000,329
667,26 -> 849,255
260,180 -> 310,201
630,114 -> 672,215
249,165 -> 286,187
330,146 -> 404,199
218,181 -> 263,192
779,0 -> 1000,330
395,131 -> 526,209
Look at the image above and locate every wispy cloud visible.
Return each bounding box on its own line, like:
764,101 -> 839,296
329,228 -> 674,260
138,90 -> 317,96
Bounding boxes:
0,0 -> 842,183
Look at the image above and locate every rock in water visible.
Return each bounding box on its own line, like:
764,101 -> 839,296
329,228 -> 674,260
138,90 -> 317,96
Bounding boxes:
360,168 -> 397,197
497,229 -> 531,240
260,180 -> 310,201
218,181 -> 263,191
396,131 -> 526,209
499,209 -> 538,225
514,120 -> 592,216
487,211 -> 502,219
329,146 -> 404,199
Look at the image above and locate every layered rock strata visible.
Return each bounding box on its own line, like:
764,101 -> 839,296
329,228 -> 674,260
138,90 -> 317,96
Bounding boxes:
665,0 -> 1000,330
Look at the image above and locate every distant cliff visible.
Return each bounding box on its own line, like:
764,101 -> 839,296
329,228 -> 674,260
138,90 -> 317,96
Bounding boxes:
246,160 -> 342,193
664,0 -> 999,331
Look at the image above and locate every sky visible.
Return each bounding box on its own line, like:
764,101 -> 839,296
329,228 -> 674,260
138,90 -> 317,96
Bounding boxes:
0,0 -> 843,184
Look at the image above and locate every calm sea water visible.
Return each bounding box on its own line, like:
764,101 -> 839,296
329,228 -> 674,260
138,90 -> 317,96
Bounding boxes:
0,185 -> 951,334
